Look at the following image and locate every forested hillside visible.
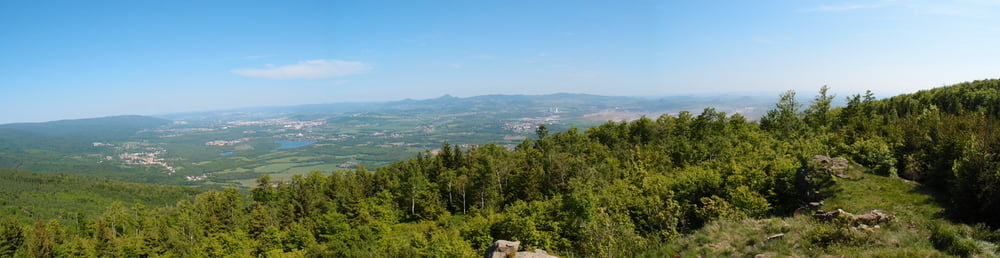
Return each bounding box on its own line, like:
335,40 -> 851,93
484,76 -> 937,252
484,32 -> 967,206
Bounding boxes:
0,169 -> 204,223
0,116 -> 175,184
4,79 -> 1000,257
0,116 -> 169,152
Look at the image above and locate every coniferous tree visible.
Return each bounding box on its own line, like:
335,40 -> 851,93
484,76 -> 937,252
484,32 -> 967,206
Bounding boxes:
0,218 -> 23,257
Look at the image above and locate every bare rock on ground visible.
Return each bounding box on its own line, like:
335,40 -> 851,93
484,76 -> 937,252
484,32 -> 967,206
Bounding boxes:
516,249 -> 557,258
484,240 -> 558,258
855,210 -> 894,224
812,155 -> 851,175
813,208 -> 895,231
813,208 -> 854,221
485,240 -> 520,258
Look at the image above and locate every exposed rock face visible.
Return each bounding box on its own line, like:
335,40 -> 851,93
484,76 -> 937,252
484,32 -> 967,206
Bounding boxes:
812,155 -> 850,174
484,240 -> 520,258
484,240 -> 558,258
516,249 -> 557,258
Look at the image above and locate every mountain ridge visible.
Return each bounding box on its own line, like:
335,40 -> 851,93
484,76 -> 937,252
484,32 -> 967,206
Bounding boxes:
154,93 -> 775,121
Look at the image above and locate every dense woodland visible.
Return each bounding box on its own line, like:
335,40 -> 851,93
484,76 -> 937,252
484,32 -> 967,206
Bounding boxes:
0,169 -> 204,223
4,79 -> 1000,256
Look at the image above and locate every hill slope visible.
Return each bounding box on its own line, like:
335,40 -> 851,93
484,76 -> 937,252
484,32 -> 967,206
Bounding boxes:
0,116 -> 174,182
0,115 -> 170,151
0,168 -> 203,223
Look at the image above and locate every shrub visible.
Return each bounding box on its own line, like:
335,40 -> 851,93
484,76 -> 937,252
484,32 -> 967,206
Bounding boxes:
842,138 -> 897,177
929,223 -> 978,256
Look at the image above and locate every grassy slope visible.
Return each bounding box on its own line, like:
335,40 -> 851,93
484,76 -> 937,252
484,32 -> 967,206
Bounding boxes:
647,167 -> 998,257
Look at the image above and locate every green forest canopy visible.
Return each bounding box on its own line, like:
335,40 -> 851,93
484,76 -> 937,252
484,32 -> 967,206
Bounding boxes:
4,79 -> 1000,256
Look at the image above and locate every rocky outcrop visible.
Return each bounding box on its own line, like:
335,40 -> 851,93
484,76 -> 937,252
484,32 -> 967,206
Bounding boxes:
813,208 -> 895,231
812,208 -> 853,221
811,155 -> 850,174
484,240 -> 557,258
854,210 -> 894,224
515,249 -> 556,258
485,240 -> 520,258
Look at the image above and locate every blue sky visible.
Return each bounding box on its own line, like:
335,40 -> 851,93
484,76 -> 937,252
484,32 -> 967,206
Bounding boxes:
1,0 -> 998,123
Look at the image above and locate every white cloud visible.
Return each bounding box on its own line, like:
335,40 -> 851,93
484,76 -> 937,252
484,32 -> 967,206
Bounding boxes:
232,59 -> 371,79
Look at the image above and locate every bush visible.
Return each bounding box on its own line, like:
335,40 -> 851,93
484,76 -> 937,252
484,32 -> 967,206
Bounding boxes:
929,223 -> 978,257
804,224 -> 843,248
727,186 -> 771,219
842,138 -> 897,177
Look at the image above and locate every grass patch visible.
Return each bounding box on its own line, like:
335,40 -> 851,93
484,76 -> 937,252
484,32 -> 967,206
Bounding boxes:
284,163 -> 342,174
649,170 -> 998,257
254,162 -> 317,173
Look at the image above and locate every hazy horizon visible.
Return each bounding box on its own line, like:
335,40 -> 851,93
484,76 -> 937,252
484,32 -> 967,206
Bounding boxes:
0,92 -> 775,124
3,1 -> 999,123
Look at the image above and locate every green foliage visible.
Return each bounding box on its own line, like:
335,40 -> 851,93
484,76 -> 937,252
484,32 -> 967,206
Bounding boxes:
695,196 -> 740,222
840,138 -> 897,177
0,115 -> 170,153
804,85 -> 835,131
930,222 -> 979,256
760,90 -> 804,138
1,105 -> 811,256
804,223 -> 857,248
830,79 -> 1000,227
727,185 -> 772,219
0,218 -> 24,257
385,221 -> 477,257
0,169 -> 203,224
9,80 -> 1000,256
948,120 -> 1000,225
491,199 -> 567,251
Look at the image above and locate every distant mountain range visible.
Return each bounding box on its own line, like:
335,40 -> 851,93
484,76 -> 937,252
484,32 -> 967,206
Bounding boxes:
156,93 -> 776,122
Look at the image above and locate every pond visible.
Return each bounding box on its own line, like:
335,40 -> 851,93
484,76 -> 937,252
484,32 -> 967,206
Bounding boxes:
275,140 -> 316,150
219,151 -> 233,156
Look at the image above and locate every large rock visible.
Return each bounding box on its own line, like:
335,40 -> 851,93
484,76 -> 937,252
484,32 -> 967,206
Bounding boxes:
516,249 -> 557,258
484,240 -> 558,258
854,210 -> 894,224
811,155 -> 850,174
485,240 -> 520,258
813,209 -> 895,226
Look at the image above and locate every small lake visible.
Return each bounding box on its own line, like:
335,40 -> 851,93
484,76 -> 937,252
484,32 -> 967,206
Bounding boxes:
275,140 -> 316,150
219,151 -> 233,156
